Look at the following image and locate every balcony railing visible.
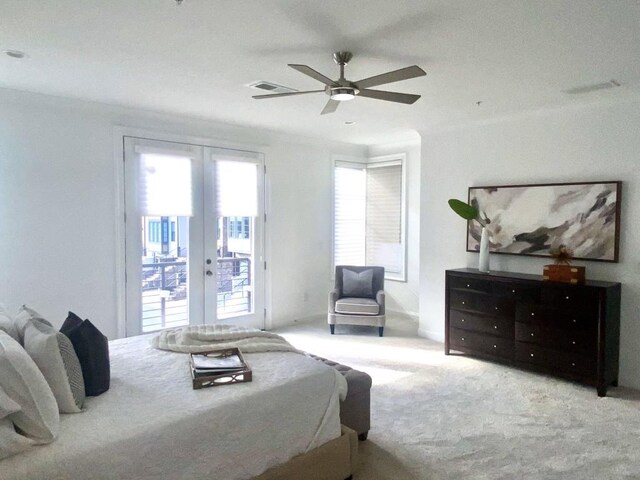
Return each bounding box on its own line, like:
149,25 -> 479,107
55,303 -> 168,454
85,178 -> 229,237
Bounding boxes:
141,257 -> 252,332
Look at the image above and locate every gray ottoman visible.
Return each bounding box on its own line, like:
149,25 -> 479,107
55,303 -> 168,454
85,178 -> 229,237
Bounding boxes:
308,354 -> 372,441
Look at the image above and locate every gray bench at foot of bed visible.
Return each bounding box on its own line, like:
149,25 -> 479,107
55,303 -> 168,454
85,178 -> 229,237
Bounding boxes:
308,354 -> 372,441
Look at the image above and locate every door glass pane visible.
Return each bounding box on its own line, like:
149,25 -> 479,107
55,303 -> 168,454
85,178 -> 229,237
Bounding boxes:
214,160 -> 258,319
141,215 -> 189,332
217,216 -> 253,317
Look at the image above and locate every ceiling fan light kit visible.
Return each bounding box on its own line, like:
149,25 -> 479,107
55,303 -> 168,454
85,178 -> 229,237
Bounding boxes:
252,51 -> 426,115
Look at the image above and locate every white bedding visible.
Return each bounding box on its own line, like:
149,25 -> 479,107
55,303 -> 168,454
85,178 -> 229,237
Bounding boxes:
1,334 -> 343,480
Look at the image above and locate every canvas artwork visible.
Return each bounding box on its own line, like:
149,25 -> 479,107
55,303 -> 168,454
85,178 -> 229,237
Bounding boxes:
467,181 -> 621,262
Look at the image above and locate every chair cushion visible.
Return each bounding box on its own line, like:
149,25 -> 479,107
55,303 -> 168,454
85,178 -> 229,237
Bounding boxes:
342,268 -> 374,298
335,297 -> 379,316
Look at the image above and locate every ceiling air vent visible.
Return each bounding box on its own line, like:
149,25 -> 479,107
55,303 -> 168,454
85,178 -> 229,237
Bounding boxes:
564,80 -> 621,95
247,81 -> 297,94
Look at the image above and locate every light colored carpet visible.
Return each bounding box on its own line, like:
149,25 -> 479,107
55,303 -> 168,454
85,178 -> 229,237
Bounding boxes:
275,316 -> 640,480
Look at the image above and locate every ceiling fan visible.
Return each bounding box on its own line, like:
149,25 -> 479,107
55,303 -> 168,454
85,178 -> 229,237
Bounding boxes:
252,51 -> 427,115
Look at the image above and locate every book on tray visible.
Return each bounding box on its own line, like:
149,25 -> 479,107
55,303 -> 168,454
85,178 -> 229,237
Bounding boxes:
192,351 -> 245,376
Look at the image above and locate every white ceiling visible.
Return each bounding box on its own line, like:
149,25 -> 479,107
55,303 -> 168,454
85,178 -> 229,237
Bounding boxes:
2,0 -> 640,145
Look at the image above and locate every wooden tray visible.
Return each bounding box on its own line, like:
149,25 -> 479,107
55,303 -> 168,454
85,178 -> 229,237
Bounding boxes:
189,347 -> 252,390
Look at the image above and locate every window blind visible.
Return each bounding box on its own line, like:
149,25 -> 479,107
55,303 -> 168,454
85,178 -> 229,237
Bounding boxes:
365,163 -> 403,273
139,153 -> 193,217
215,160 -> 258,217
334,165 -> 366,266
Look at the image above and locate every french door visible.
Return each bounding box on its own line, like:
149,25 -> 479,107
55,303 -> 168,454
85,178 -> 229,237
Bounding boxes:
123,137 -> 265,336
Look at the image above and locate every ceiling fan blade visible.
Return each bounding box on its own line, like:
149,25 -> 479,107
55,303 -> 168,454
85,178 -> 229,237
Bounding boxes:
288,64 -> 337,86
321,98 -> 340,115
354,65 -> 426,89
252,89 -> 324,99
357,89 -> 421,104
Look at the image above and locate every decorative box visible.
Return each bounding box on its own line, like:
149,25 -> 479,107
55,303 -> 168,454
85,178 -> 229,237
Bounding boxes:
543,264 -> 586,284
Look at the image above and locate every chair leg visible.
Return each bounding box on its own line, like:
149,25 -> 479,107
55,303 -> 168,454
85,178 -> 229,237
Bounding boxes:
330,324 -> 335,335
378,327 -> 384,337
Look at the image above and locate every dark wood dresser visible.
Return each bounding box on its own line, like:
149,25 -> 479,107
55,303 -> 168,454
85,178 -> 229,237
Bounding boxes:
445,268 -> 621,396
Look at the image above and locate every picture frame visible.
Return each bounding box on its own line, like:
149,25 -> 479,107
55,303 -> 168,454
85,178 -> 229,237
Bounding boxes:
466,181 -> 622,262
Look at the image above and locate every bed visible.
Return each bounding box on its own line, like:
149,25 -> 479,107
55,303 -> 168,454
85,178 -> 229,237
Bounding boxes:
1,334 -> 356,480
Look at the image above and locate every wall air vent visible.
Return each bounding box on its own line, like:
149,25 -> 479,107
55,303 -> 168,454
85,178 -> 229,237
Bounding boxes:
564,80 -> 621,95
247,81 -> 297,94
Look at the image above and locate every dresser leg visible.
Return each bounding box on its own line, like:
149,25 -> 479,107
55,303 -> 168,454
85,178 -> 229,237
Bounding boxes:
612,379 -> 618,387
597,385 -> 608,397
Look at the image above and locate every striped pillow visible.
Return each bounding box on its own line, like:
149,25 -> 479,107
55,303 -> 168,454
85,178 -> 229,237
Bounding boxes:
20,309 -> 85,414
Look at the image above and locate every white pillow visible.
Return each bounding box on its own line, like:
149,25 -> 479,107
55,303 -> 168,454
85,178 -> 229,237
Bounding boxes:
0,330 -> 59,443
0,386 -> 33,460
14,305 -> 52,345
0,304 -> 19,342
23,318 -> 86,413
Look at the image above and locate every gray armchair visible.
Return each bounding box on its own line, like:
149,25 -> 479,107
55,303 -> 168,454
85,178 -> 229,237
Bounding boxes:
328,265 -> 386,337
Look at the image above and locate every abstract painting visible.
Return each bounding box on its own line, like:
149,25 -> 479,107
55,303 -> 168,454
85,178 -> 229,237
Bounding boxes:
467,181 -> 621,262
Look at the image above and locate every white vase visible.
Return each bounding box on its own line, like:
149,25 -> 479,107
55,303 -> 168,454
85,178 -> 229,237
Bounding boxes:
479,227 -> 490,272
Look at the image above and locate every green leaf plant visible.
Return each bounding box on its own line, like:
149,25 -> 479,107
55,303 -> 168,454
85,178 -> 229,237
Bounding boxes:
448,198 -> 490,228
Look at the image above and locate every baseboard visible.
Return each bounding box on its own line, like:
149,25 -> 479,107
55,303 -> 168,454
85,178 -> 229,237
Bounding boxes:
387,310 -> 418,322
418,327 -> 445,343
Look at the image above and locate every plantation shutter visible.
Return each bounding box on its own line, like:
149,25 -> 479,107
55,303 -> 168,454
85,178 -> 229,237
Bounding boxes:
365,162 -> 403,273
334,163 -> 366,266
138,153 -> 193,217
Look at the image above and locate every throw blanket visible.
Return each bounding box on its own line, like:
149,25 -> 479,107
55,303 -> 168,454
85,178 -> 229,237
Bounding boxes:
151,324 -> 302,354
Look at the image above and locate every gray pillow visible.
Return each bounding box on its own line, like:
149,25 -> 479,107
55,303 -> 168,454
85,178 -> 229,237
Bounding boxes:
0,305 -> 19,343
0,330 -> 59,444
342,268 -> 374,298
14,306 -> 52,346
23,318 -> 86,414
0,386 -> 33,460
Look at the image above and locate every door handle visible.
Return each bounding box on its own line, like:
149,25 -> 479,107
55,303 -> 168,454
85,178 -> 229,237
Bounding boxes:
206,270 -> 213,276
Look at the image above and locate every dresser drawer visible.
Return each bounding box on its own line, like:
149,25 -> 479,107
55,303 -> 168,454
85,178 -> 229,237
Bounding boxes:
515,342 -> 595,378
515,322 -> 596,355
449,275 -> 492,294
450,328 -> 514,360
492,282 -> 541,303
515,303 -> 597,331
450,290 -> 514,317
541,285 -> 599,311
450,310 -> 514,338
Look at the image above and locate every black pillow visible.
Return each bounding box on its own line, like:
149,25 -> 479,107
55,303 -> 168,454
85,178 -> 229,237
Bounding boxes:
61,312 -> 110,397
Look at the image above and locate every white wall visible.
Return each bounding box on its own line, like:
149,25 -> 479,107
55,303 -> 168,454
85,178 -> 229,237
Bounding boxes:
419,98 -> 640,389
0,88 -> 366,339
368,137 -> 421,319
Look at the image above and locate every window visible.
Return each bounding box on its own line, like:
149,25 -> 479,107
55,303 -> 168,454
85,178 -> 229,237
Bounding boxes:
148,220 -> 161,243
333,155 -> 406,281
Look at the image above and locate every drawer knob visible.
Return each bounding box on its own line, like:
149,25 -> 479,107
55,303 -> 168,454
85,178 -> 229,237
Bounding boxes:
512,289 -> 516,293
566,296 -> 570,300
466,284 -> 470,288
462,301 -> 465,305
495,307 -> 499,311
494,325 -> 498,329
572,341 -> 576,345
493,345 -> 497,348
531,312 -> 535,316
572,319 -> 577,323
530,333 -> 534,337
530,353 -> 534,357
571,362 -> 576,367
461,337 -> 465,341
461,318 -> 465,322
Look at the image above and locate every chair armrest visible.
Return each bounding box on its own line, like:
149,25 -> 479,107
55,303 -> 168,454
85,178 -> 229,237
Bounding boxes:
376,290 -> 385,315
328,289 -> 340,314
